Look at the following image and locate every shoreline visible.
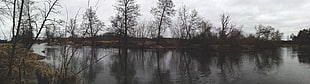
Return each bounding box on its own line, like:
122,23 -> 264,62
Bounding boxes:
0,43 -> 79,84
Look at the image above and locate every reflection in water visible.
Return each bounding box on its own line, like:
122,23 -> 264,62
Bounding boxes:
80,47 -> 103,84
249,49 -> 282,75
110,48 -> 139,84
31,44 -> 310,84
38,45 -> 108,84
294,47 -> 310,65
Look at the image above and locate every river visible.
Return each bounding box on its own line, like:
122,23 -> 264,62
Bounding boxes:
31,43 -> 310,84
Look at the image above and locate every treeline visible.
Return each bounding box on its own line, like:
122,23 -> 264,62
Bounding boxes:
25,0 -> 283,49
0,0 -> 286,48
291,28 -> 310,45
0,0 -> 287,49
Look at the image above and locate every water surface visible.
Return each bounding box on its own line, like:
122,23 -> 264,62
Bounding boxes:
32,43 -> 310,84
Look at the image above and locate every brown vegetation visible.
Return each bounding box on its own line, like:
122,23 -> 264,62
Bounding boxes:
0,44 -> 80,84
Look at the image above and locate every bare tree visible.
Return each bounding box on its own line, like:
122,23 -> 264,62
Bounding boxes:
66,19 -> 78,38
132,21 -> 146,38
109,15 -> 124,50
45,19 -> 65,42
45,22 -> 56,41
80,7 -> 105,45
271,30 -> 283,41
0,0 -> 21,83
29,0 -> 61,49
196,20 -> 213,40
58,45 -> 79,83
1,0 -> 60,45
151,0 -> 176,39
9,0 -> 25,78
219,13 -> 232,40
113,0 -> 140,47
173,5 -> 189,39
109,15 -> 123,38
0,0 -> 60,82
132,20 -> 154,38
173,5 -> 203,39
255,24 -> 283,41
17,0 -> 35,47
171,23 -> 182,38
141,21 -> 159,39
65,8 -> 81,39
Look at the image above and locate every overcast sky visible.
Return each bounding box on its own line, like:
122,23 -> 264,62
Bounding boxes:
2,0 -> 310,39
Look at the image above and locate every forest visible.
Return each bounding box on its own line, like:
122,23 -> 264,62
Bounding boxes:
0,0 -> 309,84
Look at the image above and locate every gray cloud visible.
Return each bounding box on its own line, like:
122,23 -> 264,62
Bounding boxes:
224,0 -> 310,35
1,0 -> 309,39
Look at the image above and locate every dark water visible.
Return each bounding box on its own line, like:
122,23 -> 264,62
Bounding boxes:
32,43 -> 310,84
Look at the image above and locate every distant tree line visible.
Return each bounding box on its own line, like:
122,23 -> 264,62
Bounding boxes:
291,28 -> 310,45
0,0 -> 287,48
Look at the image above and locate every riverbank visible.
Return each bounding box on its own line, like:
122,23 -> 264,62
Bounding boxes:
29,44 -> 310,84
45,38 -> 233,48
45,38 -> 288,50
0,43 -> 79,84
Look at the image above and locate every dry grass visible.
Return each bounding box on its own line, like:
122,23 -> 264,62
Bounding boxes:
0,43 -> 80,84
97,40 -> 119,44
